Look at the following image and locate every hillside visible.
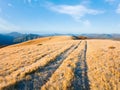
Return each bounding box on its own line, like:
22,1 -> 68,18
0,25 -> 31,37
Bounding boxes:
0,36 -> 119,90
15,35 -> 74,46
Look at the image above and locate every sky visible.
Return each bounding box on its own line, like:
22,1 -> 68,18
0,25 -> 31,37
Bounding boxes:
0,0 -> 120,34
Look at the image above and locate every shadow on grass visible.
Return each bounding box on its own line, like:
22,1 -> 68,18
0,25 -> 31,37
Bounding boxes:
71,41 -> 90,90
2,42 -> 81,90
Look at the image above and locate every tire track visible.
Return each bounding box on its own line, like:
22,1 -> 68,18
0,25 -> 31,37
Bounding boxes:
0,46 -> 63,77
5,41 -> 81,90
1,45 -> 67,79
72,41 -> 90,90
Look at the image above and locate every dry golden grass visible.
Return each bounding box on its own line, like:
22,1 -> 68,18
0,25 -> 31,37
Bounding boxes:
86,40 -> 120,90
41,41 -> 86,90
0,37 -> 78,89
13,35 -> 74,46
0,37 -> 119,90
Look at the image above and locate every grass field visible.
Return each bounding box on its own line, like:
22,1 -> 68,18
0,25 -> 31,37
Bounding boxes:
0,36 -> 119,90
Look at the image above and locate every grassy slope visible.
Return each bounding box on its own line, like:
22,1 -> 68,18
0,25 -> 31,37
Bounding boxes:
86,40 -> 120,90
0,36 -> 74,89
0,37 -> 119,90
15,36 -> 74,46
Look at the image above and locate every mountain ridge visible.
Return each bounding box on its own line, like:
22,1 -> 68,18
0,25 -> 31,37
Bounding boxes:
0,32 -> 120,47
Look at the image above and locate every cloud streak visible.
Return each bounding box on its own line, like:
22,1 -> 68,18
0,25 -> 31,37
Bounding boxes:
46,2 -> 104,21
24,0 -> 32,4
83,20 -> 91,27
105,0 -> 115,4
116,4 -> 120,14
27,0 -> 32,3
0,18 -> 20,31
8,3 -> 13,7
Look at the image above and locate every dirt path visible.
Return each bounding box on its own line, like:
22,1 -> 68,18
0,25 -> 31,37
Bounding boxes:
72,41 -> 90,90
5,41 -> 81,90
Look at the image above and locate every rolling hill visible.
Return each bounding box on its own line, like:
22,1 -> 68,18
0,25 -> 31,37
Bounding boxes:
0,36 -> 119,90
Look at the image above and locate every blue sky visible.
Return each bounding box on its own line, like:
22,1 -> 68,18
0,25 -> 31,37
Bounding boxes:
0,0 -> 120,34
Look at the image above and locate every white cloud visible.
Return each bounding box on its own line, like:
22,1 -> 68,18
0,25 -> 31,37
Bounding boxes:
27,0 -> 32,3
0,18 -> 20,31
8,3 -> 13,7
24,0 -> 38,4
105,0 -> 115,4
46,3 -> 104,21
116,4 -> 120,14
83,20 -> 91,27
24,0 -> 32,4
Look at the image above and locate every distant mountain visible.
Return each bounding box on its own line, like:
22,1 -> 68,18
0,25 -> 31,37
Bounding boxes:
7,32 -> 23,38
80,34 -> 112,39
75,34 -> 120,39
13,34 -> 41,43
0,32 -> 42,46
0,32 -> 120,47
0,34 -> 13,45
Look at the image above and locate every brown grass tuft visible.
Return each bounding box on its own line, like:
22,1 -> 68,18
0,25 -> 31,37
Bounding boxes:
108,46 -> 116,49
25,75 -> 32,80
